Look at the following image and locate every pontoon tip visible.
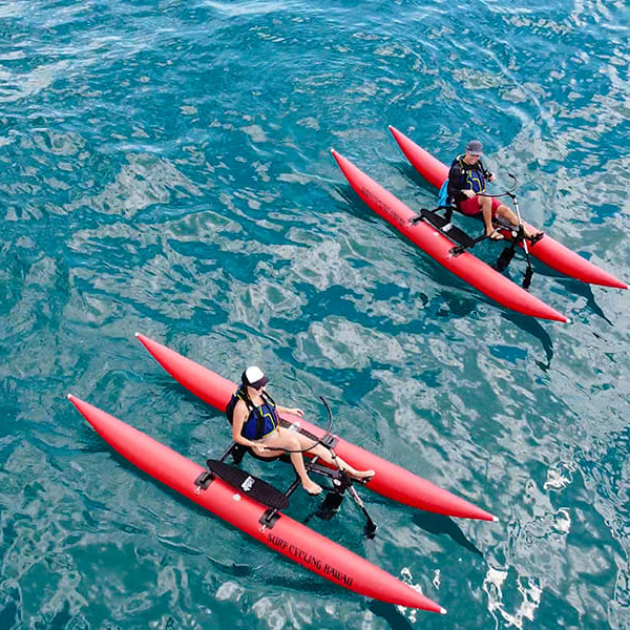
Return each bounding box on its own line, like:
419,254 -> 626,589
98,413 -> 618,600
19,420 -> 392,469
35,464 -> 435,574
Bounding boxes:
493,516 -> 499,523
134,332 -> 140,337
440,607 -> 447,615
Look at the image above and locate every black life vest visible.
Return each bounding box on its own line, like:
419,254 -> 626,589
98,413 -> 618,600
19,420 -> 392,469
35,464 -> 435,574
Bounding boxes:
452,155 -> 489,194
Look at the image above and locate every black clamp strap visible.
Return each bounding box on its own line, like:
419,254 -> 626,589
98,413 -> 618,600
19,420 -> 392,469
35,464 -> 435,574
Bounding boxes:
319,433 -> 338,450
259,508 -> 282,529
194,471 -> 214,493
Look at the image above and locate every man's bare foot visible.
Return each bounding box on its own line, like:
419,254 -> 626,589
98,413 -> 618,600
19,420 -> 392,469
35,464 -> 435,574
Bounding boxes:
302,480 -> 323,496
525,230 -> 544,243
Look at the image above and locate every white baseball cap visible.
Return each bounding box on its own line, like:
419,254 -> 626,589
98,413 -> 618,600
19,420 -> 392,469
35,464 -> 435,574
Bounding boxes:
243,366 -> 269,389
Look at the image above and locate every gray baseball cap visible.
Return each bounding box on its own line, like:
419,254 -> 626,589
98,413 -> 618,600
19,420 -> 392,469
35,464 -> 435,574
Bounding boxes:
466,140 -> 483,155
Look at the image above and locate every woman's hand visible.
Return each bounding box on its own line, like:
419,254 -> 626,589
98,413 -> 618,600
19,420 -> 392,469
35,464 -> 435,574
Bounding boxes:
463,189 -> 476,199
289,407 -> 304,417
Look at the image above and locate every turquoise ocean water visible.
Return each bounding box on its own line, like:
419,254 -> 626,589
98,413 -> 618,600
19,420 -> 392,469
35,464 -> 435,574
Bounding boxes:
1,1 -> 629,628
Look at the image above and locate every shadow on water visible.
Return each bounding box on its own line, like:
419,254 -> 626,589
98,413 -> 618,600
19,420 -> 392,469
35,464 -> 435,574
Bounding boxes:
331,183 -> 380,224
556,278 -> 614,325
391,162 -> 437,197
503,311 -> 555,370
267,575 -> 350,599
207,557 -> 252,578
369,600 -> 415,630
0,588 -> 21,630
412,513 -> 483,558
49,601 -> 71,630
427,290 -> 480,320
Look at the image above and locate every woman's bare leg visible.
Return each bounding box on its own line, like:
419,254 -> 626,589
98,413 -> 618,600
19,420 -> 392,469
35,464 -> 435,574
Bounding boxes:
253,433 -> 322,495
284,433 -> 375,481
289,451 -> 322,495
255,428 -> 374,489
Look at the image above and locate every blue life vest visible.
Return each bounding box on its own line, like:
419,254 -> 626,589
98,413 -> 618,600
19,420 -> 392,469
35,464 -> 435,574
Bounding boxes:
452,155 -> 486,194
226,387 -> 279,440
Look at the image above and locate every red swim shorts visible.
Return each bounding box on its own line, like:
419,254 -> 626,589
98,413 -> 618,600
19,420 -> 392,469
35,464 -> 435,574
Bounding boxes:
458,195 -> 502,217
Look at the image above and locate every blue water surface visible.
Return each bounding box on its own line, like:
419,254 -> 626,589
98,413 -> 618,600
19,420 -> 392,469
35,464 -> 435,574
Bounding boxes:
1,0 -> 629,628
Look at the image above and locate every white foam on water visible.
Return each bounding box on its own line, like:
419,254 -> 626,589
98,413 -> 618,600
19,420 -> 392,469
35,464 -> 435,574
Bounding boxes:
432,568 -> 441,590
483,567 -> 543,629
543,462 -> 576,491
215,580 -> 245,602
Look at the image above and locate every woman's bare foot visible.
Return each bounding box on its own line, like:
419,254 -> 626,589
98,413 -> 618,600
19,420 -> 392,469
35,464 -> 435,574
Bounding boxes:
339,464 -> 375,482
302,480 -> 323,496
353,469 -> 375,482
